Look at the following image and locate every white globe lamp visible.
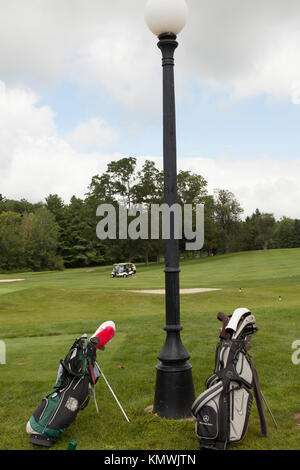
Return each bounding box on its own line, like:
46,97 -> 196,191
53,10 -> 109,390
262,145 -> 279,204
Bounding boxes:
145,0 -> 187,37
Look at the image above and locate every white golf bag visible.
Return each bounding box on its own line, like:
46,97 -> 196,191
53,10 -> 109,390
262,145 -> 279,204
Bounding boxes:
192,309 -> 275,450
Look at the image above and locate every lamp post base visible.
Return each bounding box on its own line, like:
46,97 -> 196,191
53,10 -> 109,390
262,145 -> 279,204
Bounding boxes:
153,362 -> 195,419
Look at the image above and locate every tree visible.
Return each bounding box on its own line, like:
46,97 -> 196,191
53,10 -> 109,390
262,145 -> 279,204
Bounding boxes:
273,217 -> 294,249
87,157 -> 137,208
61,196 -> 107,268
106,157 -> 137,206
0,211 -> 23,270
177,171 -> 208,205
239,216 -> 257,251
87,172 -> 117,204
201,195 -> 220,256
251,209 -> 276,250
214,189 -> 244,254
293,219 -> 300,248
45,194 -> 67,256
0,194 -> 6,213
174,171 -> 208,258
0,197 -> 43,214
131,160 -> 164,205
21,208 -> 63,270
45,194 -> 65,223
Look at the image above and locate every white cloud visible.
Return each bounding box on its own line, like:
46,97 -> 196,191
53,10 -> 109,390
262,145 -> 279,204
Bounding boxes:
0,81 -> 55,173
181,0 -> 300,101
0,81 -> 121,202
2,0 -> 300,108
0,0 -> 160,113
1,3 -> 300,219
69,21 -> 161,115
180,154 -> 300,220
1,80 -> 299,219
65,117 -> 118,152
7,137 -> 122,203
142,153 -> 300,220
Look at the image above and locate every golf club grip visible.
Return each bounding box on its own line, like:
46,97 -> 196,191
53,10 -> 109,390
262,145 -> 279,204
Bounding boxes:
217,312 -> 229,339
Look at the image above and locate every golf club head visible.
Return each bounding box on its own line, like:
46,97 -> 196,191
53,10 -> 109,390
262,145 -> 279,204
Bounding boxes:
90,337 -> 100,347
232,314 -> 256,339
225,308 -> 251,336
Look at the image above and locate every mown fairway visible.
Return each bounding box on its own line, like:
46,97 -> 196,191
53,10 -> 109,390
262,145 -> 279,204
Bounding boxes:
0,248 -> 299,450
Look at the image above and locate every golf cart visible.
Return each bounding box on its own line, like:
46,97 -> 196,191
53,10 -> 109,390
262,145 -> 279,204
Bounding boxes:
111,263 -> 136,278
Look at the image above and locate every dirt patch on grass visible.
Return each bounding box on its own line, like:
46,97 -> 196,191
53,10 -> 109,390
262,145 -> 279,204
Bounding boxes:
144,404 -> 195,421
128,288 -> 221,294
294,413 -> 300,428
15,360 -> 29,366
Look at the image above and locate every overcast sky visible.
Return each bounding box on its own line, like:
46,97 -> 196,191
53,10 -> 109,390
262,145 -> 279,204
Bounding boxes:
1,0 -> 300,219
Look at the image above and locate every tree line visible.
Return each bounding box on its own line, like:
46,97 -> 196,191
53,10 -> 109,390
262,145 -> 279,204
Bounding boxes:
0,157 -> 299,272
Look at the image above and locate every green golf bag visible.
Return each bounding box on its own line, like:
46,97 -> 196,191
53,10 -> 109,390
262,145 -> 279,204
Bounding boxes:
26,335 -> 101,447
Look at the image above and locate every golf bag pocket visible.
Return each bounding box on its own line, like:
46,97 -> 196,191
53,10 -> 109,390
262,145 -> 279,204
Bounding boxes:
196,403 -> 218,440
235,352 -> 253,387
192,380 -> 253,449
28,374 -> 90,441
229,383 -> 253,442
192,382 -> 223,443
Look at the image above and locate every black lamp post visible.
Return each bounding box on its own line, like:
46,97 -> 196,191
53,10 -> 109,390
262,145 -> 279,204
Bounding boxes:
145,0 -> 195,419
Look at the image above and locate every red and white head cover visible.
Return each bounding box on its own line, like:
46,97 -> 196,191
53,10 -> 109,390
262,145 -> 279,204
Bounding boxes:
90,321 -> 116,349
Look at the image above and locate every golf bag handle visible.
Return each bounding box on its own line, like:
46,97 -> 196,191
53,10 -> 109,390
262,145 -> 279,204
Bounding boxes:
217,312 -> 230,339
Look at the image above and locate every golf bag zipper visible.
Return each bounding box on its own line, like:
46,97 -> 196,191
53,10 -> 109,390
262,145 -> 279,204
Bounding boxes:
39,398 -> 49,422
73,375 -> 84,390
46,379 -> 75,428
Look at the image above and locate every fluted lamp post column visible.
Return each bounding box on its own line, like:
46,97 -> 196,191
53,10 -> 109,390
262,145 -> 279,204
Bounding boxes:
145,0 -> 195,419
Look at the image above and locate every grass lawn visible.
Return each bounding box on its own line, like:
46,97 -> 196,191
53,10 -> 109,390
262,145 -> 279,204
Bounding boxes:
0,248 -> 299,450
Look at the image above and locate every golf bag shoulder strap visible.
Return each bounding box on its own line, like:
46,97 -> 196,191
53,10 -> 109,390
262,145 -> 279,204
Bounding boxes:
248,356 -> 268,437
214,339 -> 252,388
